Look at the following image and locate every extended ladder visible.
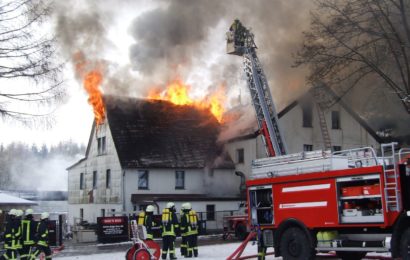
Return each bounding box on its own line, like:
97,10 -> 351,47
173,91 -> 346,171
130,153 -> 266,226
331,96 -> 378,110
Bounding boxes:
315,104 -> 332,150
381,143 -> 401,212
227,20 -> 287,157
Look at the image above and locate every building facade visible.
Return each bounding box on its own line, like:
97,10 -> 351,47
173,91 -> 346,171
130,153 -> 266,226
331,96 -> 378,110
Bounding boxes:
67,96 -> 242,226
225,94 -> 381,178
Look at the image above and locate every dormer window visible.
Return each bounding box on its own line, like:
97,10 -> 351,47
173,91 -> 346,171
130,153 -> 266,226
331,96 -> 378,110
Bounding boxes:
97,136 -> 106,155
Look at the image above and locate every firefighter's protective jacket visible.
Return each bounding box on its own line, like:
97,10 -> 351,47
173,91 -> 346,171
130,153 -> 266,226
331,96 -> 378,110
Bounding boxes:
4,218 -> 21,250
180,210 -> 198,236
161,208 -> 179,236
36,220 -> 49,246
144,213 -> 155,239
21,217 -> 37,246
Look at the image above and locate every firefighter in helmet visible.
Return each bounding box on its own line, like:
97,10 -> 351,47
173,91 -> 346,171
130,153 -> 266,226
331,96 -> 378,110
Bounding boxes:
143,205 -> 155,240
1,209 -> 21,260
161,202 -> 179,260
33,212 -> 52,260
181,203 -> 199,258
179,203 -> 189,257
20,209 -> 37,260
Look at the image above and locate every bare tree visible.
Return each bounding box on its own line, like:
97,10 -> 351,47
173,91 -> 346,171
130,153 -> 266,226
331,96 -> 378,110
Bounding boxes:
295,0 -> 410,113
0,0 -> 65,123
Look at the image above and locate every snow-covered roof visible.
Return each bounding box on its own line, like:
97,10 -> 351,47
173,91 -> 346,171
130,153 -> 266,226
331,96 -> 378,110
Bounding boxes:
0,193 -> 37,206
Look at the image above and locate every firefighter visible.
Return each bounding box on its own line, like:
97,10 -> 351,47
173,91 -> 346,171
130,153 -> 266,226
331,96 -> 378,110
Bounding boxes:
184,203 -> 199,258
229,19 -> 245,46
1,209 -> 21,260
161,202 -> 179,260
20,209 -> 37,260
143,205 -> 155,240
33,212 -> 52,260
179,203 -> 189,257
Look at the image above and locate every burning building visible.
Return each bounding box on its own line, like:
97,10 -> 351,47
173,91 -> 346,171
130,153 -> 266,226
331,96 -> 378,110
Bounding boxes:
67,95 -> 242,228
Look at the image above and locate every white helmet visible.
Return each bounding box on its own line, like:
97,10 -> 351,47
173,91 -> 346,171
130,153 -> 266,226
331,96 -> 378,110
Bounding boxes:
41,212 -> 49,220
25,209 -> 34,215
146,205 -> 155,212
166,202 -> 175,209
9,209 -> 17,216
185,202 -> 192,210
15,209 -> 23,217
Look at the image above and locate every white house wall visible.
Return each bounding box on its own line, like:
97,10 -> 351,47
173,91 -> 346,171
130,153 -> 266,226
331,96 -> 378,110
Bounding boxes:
68,203 -> 123,225
124,168 -> 239,212
225,138 -> 266,177
279,102 -> 379,153
67,122 -> 123,225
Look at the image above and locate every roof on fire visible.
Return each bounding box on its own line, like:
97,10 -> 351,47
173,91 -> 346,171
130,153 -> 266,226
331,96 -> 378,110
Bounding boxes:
87,95 -> 233,169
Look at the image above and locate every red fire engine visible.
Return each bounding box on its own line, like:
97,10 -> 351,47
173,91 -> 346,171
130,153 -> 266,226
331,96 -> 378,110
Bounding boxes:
226,20 -> 410,259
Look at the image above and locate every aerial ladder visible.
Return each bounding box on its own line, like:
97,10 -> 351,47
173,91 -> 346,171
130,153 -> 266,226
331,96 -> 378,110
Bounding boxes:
227,19 -> 287,157
226,19 -> 284,259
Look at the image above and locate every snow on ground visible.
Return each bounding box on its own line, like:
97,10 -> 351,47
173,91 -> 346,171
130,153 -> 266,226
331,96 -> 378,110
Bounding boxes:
54,241 -> 393,260
55,241 -> 273,259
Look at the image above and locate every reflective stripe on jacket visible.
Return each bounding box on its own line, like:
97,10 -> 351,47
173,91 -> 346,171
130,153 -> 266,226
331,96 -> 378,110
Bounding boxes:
36,220 -> 49,247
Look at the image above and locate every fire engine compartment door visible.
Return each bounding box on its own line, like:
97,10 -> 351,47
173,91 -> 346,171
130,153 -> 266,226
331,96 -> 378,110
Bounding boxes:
249,185 -> 274,226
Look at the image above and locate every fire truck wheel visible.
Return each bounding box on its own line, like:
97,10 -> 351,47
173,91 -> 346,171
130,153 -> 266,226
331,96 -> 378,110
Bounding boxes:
133,249 -> 151,260
235,223 -> 248,240
279,227 -> 314,260
335,251 -> 366,260
400,227 -> 410,259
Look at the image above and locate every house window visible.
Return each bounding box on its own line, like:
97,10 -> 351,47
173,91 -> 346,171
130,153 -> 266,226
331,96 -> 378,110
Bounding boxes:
302,104 -> 313,127
92,171 -> 97,189
333,146 -> 342,152
97,136 -> 106,155
138,170 -> 149,189
175,170 -> 185,189
80,208 -> 84,220
101,209 -> 105,217
111,209 -> 115,216
303,144 -> 313,151
206,204 -> 215,221
106,169 -> 111,189
237,148 -> 244,164
331,111 -> 341,129
80,173 -> 84,190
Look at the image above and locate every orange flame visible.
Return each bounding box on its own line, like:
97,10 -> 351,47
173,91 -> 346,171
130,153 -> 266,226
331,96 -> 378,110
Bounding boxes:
73,52 -> 106,125
83,71 -> 105,125
148,79 -> 226,122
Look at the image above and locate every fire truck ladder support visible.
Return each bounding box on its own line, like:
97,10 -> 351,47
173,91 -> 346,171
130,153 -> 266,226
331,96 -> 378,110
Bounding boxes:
381,142 -> 400,212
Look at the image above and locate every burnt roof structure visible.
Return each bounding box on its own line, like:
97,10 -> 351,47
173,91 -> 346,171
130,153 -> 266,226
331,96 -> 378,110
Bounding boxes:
103,95 -> 230,169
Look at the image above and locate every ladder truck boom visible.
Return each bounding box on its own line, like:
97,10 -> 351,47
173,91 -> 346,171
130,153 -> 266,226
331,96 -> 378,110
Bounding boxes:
227,19 -> 287,157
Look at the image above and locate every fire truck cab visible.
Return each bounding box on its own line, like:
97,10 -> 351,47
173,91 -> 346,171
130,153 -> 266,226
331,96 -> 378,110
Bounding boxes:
247,143 -> 410,259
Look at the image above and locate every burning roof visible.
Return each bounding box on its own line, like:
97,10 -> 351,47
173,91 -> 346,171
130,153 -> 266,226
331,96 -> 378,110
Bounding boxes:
104,95 -> 232,169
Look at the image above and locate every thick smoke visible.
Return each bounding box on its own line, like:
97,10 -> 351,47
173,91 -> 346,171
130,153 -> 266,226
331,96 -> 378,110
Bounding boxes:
129,0 -> 313,106
128,0 -> 314,140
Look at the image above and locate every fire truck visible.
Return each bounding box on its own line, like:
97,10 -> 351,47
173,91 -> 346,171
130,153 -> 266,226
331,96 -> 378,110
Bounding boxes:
226,20 -> 410,260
